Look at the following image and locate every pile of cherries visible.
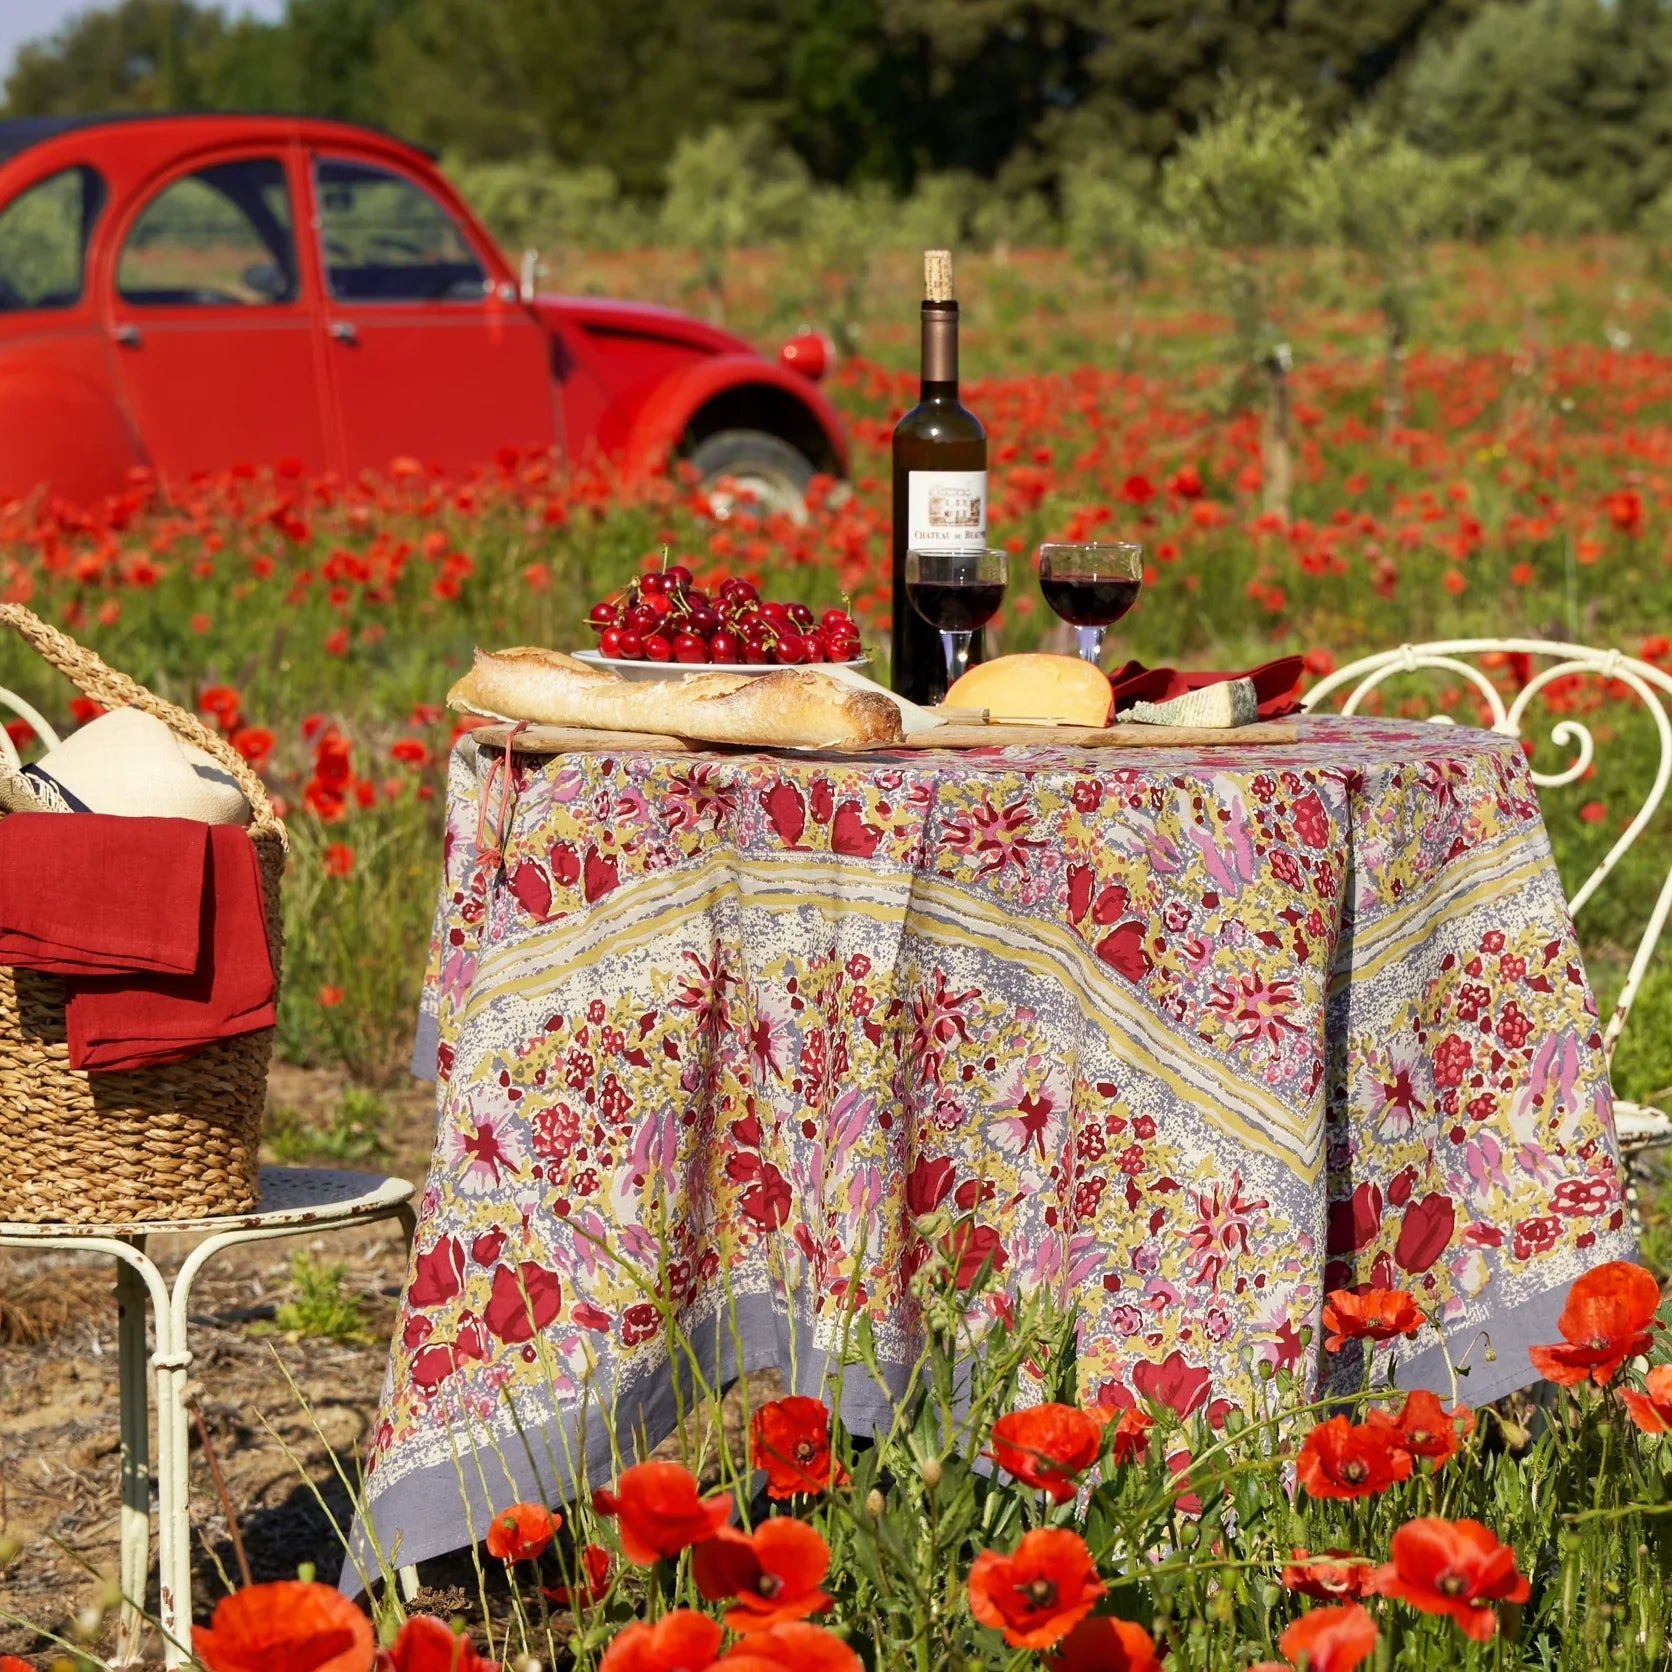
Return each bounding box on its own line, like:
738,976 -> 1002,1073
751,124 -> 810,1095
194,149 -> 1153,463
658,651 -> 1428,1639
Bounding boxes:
587,567 -> 863,666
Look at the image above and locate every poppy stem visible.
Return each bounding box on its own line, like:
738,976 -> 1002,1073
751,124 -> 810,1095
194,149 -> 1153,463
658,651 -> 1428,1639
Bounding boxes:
187,1392 -> 253,1591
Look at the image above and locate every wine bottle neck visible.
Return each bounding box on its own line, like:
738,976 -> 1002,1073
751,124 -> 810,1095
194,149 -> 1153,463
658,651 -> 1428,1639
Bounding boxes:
921,301 -> 958,393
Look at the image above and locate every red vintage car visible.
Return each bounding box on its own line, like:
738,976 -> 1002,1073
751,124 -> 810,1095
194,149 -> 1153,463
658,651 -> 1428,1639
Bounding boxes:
0,112 -> 846,510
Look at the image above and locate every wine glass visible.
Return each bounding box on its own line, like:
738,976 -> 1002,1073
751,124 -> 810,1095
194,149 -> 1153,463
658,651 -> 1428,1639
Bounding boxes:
1038,542 -> 1144,666
905,547 -> 1008,692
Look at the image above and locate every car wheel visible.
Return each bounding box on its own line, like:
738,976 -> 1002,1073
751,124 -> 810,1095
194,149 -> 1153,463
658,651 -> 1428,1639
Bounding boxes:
688,429 -> 818,523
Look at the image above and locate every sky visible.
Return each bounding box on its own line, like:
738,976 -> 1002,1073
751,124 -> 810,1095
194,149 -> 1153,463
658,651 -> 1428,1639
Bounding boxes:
1,0 -> 286,85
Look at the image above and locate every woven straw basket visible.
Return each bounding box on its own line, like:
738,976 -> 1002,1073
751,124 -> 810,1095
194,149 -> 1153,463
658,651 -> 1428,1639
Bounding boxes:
0,605 -> 286,1224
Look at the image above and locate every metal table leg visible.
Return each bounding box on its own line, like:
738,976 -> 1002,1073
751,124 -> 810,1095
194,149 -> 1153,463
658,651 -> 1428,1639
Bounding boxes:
114,1248 -> 150,1669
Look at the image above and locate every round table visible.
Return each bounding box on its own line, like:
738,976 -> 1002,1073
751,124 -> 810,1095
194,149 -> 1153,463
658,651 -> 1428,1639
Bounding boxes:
354,716 -> 1631,1579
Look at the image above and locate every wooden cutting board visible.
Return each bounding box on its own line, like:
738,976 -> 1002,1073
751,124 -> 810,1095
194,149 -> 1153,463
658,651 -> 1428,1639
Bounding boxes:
472,721 -> 1298,755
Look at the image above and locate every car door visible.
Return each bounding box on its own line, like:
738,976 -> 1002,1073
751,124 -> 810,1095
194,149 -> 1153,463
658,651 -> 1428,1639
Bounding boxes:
306,153 -> 556,477
106,149 -> 331,480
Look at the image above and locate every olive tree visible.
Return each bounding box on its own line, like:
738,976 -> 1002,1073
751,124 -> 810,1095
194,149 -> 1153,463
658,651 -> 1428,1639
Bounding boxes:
1162,87 -> 1311,519
1062,157 -> 1155,363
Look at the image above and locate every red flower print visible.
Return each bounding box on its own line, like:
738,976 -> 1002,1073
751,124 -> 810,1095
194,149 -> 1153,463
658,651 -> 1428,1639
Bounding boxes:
905,1156 -> 956,1215
1495,1001 -> 1532,1048
621,1301 -> 661,1346
1366,1516 -> 1528,1642
592,1461 -> 731,1564
1131,1349 -> 1211,1418
377,1615 -> 496,1672
192,1580 -> 374,1672
1043,1614 -> 1163,1672
1513,1214 -> 1562,1260
1529,1260 -> 1661,1386
582,845 -> 618,901
483,1262 -> 562,1343
1327,1182 -> 1383,1254
751,1396 -> 849,1498
1621,1364 -> 1672,1433
1276,1603 -> 1377,1672
1394,1194 -> 1456,1274
485,1502 -> 559,1563
511,860 -> 552,919
1551,1175 -> 1614,1217
1321,1286 -> 1425,1351
760,784 -> 807,847
692,1518 -> 832,1632
1291,789 -> 1330,848
409,1238 -> 464,1308
600,1611 -> 722,1672
987,1403 -> 1108,1501
967,1528 -> 1106,1648
1432,1033 -> 1473,1087
831,799 -> 882,857
1295,1415 -> 1413,1500
1095,920 -> 1153,981
470,1229 -> 507,1266
939,1220 -> 1008,1288
1282,1549 -> 1373,1600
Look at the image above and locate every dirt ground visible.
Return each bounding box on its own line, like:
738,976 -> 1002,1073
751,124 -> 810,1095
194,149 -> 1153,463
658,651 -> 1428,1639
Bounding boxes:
0,1064 -> 439,1664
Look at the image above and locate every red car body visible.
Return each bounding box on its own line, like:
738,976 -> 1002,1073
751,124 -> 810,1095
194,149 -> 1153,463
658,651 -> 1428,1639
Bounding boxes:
0,112 -> 846,507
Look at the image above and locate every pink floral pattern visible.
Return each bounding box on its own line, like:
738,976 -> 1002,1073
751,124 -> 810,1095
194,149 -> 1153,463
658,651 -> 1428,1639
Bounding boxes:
355,717 -> 1630,1574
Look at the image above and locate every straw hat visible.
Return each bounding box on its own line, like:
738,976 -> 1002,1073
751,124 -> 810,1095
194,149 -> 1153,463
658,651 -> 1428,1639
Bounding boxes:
0,707 -> 250,823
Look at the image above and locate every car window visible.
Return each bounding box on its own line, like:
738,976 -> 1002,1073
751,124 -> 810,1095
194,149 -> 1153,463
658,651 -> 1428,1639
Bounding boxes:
0,166 -> 105,311
313,157 -> 488,303
117,156 -> 297,307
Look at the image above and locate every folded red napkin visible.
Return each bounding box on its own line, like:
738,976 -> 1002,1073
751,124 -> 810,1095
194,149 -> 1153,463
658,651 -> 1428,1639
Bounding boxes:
1107,656 -> 1306,720
0,814 -> 207,975
66,825 -> 276,1072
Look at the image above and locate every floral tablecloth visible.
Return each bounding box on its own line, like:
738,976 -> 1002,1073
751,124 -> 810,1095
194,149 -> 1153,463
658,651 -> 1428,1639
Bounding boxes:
354,716 -> 1631,1576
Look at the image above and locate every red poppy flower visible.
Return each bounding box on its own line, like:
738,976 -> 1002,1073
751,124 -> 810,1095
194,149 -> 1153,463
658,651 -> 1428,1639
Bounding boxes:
1529,1260 -> 1661,1386
592,1460 -> 731,1564
1295,1415 -> 1412,1500
1043,1614 -> 1163,1672
484,1501 -> 559,1563
192,1580 -> 375,1672
376,1616 -> 497,1672
967,1528 -> 1107,1648
1366,1516 -> 1529,1642
1321,1287 -> 1425,1352
1281,1549 -> 1373,1600
718,1622 -> 863,1672
323,842 -> 356,877
987,1402 -> 1107,1501
1277,1603 -> 1378,1672
600,1610 -> 723,1672
1108,1408 -> 1153,1465
750,1396 -> 848,1498
692,1518 -> 832,1632
545,1542 -> 613,1608
1388,1389 -> 1473,1466
1621,1363 -> 1672,1433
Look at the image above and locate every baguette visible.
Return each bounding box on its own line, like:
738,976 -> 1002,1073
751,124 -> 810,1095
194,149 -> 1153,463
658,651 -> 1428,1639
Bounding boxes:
450,646 -> 903,749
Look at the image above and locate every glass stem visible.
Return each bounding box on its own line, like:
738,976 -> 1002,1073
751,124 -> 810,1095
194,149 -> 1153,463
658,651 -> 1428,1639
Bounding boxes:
942,630 -> 973,686
1075,625 -> 1107,667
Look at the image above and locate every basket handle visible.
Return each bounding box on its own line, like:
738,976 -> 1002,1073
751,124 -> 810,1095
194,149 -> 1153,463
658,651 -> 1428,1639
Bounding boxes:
0,603 -> 288,850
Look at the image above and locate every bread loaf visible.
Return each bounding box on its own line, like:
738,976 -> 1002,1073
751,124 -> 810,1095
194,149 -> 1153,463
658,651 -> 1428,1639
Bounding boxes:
450,646 -> 903,749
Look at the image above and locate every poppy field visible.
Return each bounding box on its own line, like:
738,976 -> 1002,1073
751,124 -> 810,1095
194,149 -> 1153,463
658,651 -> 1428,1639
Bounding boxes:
177,1255 -> 1672,1671
4,234 -> 1672,1666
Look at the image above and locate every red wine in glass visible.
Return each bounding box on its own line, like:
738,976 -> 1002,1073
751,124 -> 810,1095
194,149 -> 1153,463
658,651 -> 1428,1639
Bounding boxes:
905,547 -> 1007,693
1037,542 -> 1143,665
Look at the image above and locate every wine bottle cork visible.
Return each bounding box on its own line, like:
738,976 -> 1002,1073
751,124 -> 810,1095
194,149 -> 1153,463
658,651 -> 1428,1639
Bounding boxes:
924,249 -> 953,303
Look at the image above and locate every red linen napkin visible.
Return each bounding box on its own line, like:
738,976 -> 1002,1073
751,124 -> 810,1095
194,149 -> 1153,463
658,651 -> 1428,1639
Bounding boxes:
1107,656 -> 1306,720
0,814 -> 206,976
65,825 -> 276,1072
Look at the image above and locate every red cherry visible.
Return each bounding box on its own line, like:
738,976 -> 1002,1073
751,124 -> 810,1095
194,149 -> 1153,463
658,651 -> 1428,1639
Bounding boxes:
786,602 -> 814,631
803,639 -> 825,663
826,639 -> 861,663
666,564 -> 693,589
774,634 -> 807,665
628,604 -> 659,635
646,591 -> 673,617
599,626 -> 624,657
721,578 -> 757,603
673,631 -> 708,664
588,600 -> 615,628
759,599 -> 790,622
820,608 -> 855,631
643,633 -> 673,662
744,638 -> 774,665
708,630 -> 741,662
640,572 -> 667,595
687,606 -> 720,637
616,629 -> 644,659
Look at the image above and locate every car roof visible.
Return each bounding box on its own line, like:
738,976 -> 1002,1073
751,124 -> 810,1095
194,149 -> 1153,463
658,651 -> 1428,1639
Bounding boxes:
0,111 -> 435,165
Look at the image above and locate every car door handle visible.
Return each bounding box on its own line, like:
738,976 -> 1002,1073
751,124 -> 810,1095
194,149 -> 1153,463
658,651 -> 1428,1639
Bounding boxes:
329,320 -> 358,344
112,323 -> 141,347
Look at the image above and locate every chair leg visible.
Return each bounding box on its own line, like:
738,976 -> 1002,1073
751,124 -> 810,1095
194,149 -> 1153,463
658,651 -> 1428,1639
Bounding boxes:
114,1256 -> 150,1669
399,1563 -> 420,1601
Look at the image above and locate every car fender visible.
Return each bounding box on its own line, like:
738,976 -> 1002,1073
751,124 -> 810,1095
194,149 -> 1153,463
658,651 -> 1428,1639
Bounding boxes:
0,357 -> 145,507
621,353 -> 849,483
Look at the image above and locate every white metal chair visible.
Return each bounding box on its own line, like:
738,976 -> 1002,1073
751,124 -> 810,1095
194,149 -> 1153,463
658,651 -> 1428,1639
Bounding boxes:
1304,638 -> 1672,1164
0,1167 -> 415,1668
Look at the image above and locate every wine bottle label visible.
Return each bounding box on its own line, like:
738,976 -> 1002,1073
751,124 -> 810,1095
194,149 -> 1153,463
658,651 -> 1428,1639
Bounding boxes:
907,470 -> 987,551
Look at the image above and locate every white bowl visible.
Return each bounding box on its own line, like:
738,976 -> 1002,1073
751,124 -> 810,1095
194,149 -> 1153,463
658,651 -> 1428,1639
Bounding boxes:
574,648 -> 870,683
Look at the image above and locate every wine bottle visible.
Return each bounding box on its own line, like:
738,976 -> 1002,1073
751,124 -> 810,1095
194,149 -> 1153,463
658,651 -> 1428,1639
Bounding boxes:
891,249 -> 987,704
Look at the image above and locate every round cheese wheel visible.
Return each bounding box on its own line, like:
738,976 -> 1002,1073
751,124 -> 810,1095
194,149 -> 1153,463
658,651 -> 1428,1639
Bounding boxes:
945,653 -> 1112,726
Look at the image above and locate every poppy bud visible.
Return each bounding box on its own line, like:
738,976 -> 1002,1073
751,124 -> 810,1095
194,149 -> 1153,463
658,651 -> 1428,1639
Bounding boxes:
865,1488 -> 886,1521
920,1456 -> 943,1489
